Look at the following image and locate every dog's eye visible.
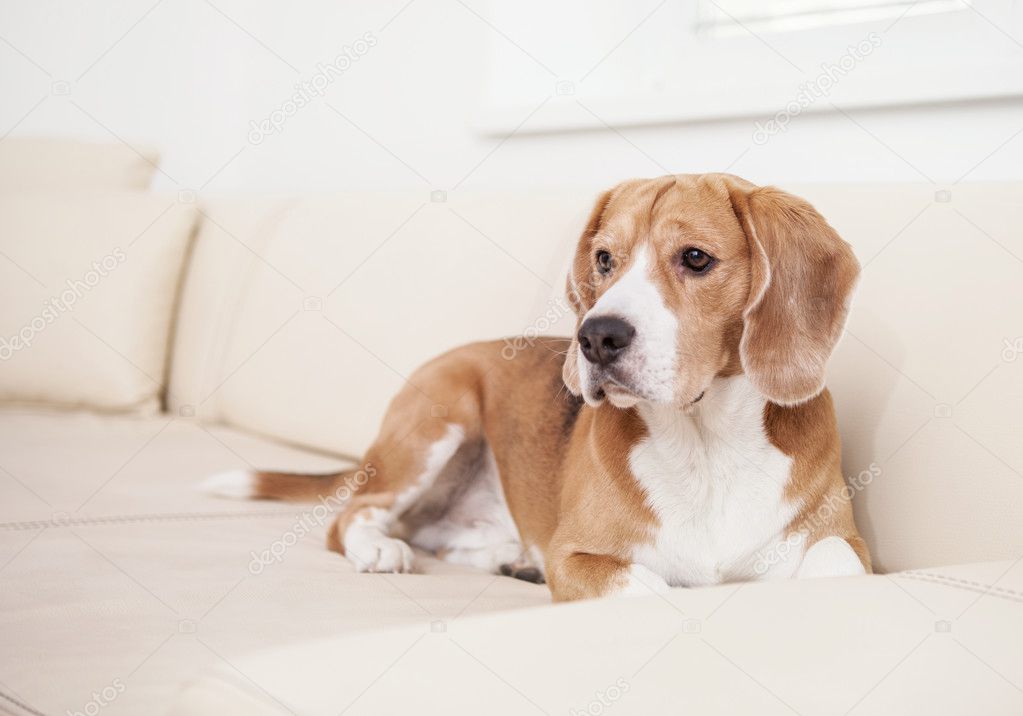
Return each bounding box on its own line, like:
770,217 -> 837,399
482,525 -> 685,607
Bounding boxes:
680,248 -> 715,273
595,250 -> 614,275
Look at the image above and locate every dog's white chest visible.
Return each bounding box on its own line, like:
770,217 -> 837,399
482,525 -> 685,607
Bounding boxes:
629,378 -> 801,587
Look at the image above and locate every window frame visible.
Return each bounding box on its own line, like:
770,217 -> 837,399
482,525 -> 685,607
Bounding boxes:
473,0 -> 1023,136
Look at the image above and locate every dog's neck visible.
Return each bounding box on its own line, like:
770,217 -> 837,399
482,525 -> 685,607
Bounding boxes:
635,374 -> 769,448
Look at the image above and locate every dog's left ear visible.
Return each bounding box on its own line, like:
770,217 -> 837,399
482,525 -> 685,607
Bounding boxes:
727,181 -> 860,406
562,188 -> 615,396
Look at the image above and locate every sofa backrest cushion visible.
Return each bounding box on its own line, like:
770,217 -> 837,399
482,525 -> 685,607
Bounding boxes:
793,183 -> 1023,573
168,192 -> 591,452
0,137 -> 160,191
0,193 -> 197,412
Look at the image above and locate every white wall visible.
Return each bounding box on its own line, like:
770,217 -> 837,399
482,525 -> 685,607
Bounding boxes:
0,0 -> 1020,196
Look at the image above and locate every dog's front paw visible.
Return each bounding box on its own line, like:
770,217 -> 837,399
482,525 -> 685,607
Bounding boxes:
797,535 -> 866,579
611,564 -> 671,598
346,531 -> 415,573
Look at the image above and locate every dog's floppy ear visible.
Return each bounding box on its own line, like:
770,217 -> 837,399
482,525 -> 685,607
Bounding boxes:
562,188 -> 614,395
567,188 -> 614,313
727,182 -> 860,405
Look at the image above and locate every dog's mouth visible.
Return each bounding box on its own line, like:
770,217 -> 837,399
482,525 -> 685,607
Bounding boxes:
585,372 -> 646,408
602,382 -> 643,409
585,370 -> 706,410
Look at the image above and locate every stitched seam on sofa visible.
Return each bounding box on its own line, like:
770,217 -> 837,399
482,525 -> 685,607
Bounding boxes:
0,688 -> 46,716
903,570 -> 1023,598
0,509 -> 303,531
895,572 -> 1023,605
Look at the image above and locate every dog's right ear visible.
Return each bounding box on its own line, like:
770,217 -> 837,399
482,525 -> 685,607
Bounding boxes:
567,188 -> 614,313
563,188 -> 614,395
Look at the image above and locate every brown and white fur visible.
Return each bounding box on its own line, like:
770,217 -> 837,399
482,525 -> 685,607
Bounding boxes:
204,173 -> 870,601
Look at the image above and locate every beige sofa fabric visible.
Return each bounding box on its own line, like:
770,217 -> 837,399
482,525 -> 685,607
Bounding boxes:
0,194 -> 197,412
0,137 -> 160,191
0,407 -> 548,716
165,196 -> 297,425
173,559 -> 1023,716
795,183 -> 1023,574
3,408 -> 1018,716
168,191 -> 593,455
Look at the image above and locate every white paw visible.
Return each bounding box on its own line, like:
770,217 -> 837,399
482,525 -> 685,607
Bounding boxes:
200,469 -> 254,499
361,538 -> 415,573
612,564 -> 671,598
797,536 -> 866,579
346,526 -> 415,574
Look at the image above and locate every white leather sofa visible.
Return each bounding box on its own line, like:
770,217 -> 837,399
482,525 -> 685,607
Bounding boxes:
1,139 -> 1020,716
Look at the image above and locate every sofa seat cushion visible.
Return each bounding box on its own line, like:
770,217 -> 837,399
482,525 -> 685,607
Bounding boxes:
0,408 -> 549,716
0,407 -> 346,524
172,559 -> 1023,716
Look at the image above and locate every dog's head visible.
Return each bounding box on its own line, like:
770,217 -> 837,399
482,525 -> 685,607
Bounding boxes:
562,174 -> 859,409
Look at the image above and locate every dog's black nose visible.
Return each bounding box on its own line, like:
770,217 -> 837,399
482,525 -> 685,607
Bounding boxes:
578,316 -> 635,366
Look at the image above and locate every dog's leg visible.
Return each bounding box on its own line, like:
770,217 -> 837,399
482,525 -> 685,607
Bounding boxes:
331,493 -> 416,573
328,421 -> 467,573
547,551 -> 670,601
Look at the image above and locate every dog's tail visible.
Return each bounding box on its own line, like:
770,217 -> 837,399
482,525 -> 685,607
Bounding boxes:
201,468 -> 363,503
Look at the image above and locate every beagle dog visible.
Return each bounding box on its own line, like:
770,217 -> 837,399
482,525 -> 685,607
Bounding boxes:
206,173 -> 870,601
